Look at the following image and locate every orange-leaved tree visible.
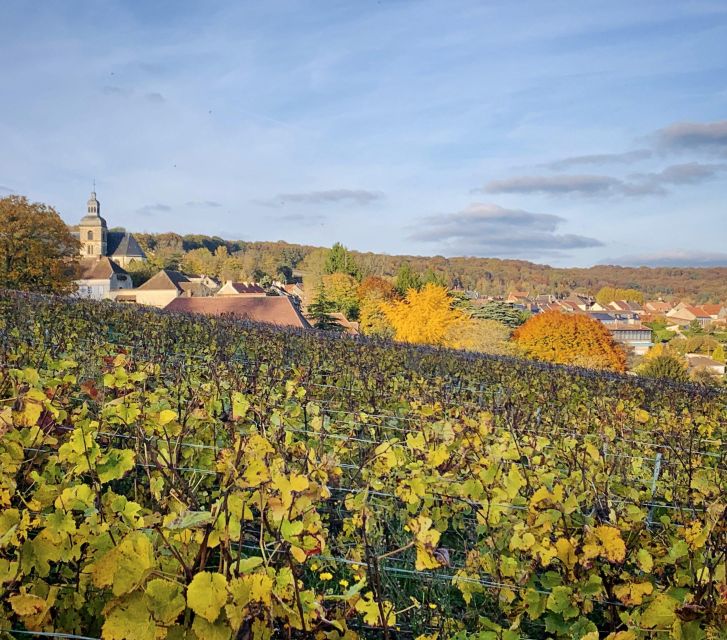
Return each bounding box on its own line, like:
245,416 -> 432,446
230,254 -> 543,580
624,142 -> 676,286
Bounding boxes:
512,310 -> 626,371
0,195 -> 79,294
381,283 -> 465,345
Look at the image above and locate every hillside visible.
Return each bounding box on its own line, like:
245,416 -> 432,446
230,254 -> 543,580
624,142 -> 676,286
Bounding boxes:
133,232 -> 727,302
0,290 -> 724,638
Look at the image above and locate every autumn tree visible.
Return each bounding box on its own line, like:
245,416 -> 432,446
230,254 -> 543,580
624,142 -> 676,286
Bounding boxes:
358,276 -> 396,301
0,195 -> 79,294
712,344 -> 726,364
321,273 -> 360,320
596,286 -> 644,305
637,354 -> 689,382
357,276 -> 396,338
445,318 -> 520,356
512,311 -> 627,371
381,283 -> 465,345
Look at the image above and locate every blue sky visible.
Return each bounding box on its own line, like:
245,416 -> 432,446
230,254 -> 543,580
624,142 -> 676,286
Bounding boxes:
1,0 -> 726,267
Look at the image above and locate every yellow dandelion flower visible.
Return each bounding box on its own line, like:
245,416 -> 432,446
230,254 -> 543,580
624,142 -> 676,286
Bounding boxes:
319,572 -> 333,581
339,579 -> 349,587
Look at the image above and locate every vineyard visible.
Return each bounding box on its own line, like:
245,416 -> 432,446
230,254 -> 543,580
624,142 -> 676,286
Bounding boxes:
0,290 -> 725,640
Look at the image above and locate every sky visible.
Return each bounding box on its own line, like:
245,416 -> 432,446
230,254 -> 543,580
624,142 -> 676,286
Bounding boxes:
1,0 -> 726,268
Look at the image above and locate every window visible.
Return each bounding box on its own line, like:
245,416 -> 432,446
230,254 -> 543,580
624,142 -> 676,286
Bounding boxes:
87,245 -> 93,255
87,230 -> 93,240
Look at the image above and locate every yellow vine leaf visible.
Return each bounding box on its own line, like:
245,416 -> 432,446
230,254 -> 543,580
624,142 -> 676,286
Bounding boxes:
354,591 -> 396,627
555,538 -> 578,571
192,616 -> 232,640
187,572 -> 228,623
145,578 -> 186,625
158,409 -> 177,426
613,581 -> 654,605
409,516 -> 442,570
593,526 -> 626,564
640,593 -> 679,629
92,531 -> 155,596
636,548 -> 653,572
102,592 -> 156,640
9,592 -> 47,617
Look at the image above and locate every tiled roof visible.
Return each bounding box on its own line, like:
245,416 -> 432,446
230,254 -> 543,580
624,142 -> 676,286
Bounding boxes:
107,232 -> 146,259
76,257 -> 129,280
136,270 -> 191,292
218,282 -> 267,295
699,304 -> 723,316
608,323 -> 651,331
164,296 -> 310,328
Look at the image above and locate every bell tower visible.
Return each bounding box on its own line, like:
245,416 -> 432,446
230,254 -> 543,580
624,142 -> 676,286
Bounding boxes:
79,189 -> 108,257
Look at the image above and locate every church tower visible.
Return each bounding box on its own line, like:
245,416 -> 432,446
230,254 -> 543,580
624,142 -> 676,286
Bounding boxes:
79,190 -> 108,257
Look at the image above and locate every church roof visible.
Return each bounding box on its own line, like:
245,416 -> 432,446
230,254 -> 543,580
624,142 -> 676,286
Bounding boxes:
79,214 -> 107,226
76,257 -> 129,280
107,231 -> 146,258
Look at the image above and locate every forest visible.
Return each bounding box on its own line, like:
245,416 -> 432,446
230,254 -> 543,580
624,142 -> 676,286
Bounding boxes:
128,231 -> 727,302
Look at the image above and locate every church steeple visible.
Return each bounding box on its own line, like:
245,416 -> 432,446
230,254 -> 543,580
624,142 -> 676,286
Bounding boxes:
87,185 -> 100,216
79,188 -> 108,257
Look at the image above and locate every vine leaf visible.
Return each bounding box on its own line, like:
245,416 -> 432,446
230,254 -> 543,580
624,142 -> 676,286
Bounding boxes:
102,592 -> 156,640
145,578 -> 186,625
187,571 -> 228,622
93,531 -> 155,596
639,593 -> 679,629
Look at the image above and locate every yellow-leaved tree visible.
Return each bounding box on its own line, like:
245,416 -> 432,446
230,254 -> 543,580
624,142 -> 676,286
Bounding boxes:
381,283 -> 465,345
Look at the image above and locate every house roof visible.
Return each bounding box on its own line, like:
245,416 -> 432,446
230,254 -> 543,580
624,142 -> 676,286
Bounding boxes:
644,301 -> 673,313
608,323 -> 651,332
136,270 -> 191,292
699,304 -> 723,316
221,282 -> 267,295
588,312 -> 617,322
164,296 -> 310,328
685,354 -> 725,369
107,232 -> 146,259
76,257 -> 129,280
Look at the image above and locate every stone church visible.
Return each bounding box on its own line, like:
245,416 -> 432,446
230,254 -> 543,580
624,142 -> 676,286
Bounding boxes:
76,191 -> 146,267
73,191 -> 146,299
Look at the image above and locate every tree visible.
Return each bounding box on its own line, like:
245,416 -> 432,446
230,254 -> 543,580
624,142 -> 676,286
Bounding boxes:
357,277 -> 396,338
358,295 -> 394,338
0,195 -> 79,294
381,283 -> 465,346
321,273 -> 360,320
470,301 -> 529,328
595,286 -> 644,305
637,354 -> 689,382
307,287 -> 344,332
512,311 -> 627,371
394,262 -> 421,296
358,276 -> 396,302
324,242 -> 359,278
712,344 -> 726,364
445,318 -> 520,356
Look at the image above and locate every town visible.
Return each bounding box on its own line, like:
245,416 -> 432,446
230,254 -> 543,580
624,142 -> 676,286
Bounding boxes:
71,190 -> 727,382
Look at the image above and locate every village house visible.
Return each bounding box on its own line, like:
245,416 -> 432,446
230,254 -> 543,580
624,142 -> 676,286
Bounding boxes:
666,303 -> 714,328
685,354 -> 726,377
164,296 -> 310,329
75,257 -> 133,300
114,269 -> 215,307
607,323 -> 653,355
216,281 -> 267,297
